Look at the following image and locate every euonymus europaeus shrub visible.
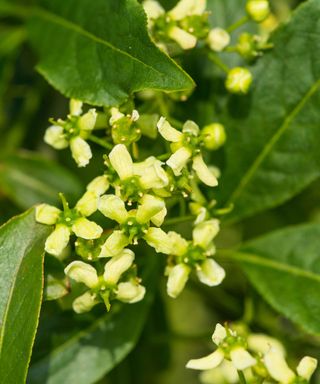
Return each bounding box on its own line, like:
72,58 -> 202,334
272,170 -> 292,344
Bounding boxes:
0,0 -> 320,383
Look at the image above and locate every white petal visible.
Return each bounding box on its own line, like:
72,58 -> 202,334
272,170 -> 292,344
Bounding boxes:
230,347 -> 256,370
116,281 -> 146,303
87,175 -> 110,196
103,249 -> 135,285
143,0 -> 165,20
133,156 -> 169,189
167,231 -> 188,256
109,107 -> 125,125
72,218 -> 102,239
70,136 -> 92,167
64,260 -> 99,288
166,147 -> 192,176
192,155 -> 218,187
109,144 -> 133,180
76,191 -> 99,216
45,224 -> 70,256
78,108 -> 97,131
144,227 -> 172,254
35,204 -> 61,225
207,28 -> 230,52
136,194 -> 165,223
44,125 -> 68,150
247,334 -> 286,356
69,99 -> 83,116
264,348 -> 295,383
169,0 -> 206,19
150,206 -> 167,227
297,356 -> 318,381
186,349 -> 224,370
212,323 -> 227,346
193,219 -> 220,249
98,194 -> 128,224
157,117 -> 183,142
99,231 -> 130,257
167,263 -> 191,298
72,291 -> 98,314
197,258 -> 225,287
168,26 -> 197,50
182,120 -> 199,136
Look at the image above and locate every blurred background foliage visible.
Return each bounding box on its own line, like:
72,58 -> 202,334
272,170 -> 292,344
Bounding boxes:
1,0 -> 319,383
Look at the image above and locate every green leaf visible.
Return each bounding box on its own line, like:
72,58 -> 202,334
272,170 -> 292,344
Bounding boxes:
27,0 -> 194,106
219,0 -> 320,222
220,223 -> 320,334
0,209 -> 50,383
28,257 -> 159,384
0,151 -> 83,209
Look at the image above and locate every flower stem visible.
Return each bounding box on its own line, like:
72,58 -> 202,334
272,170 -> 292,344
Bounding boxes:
88,135 -> 113,150
238,370 -> 247,384
164,215 -> 195,227
207,52 -> 230,74
227,15 -> 250,33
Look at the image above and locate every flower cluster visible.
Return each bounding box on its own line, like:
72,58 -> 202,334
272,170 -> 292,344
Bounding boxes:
37,98 -> 227,313
187,323 -> 318,384
143,0 -> 272,95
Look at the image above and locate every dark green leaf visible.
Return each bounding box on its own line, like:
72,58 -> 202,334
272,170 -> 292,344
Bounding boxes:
28,0 -> 194,106
221,223 -> 320,334
0,209 -> 50,383
0,151 -> 83,209
219,0 -> 320,222
28,257 -> 159,384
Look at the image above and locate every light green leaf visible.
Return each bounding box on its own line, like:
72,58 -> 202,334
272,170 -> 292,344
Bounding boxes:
219,0 -> 320,222
220,223 -> 320,334
0,209 -> 50,383
28,257 -> 159,384
27,0 -> 194,106
0,152 -> 82,208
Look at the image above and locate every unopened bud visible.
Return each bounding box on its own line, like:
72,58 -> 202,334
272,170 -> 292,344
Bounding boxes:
201,123 -> 226,150
207,28 -> 230,52
225,67 -> 253,94
246,0 -> 270,23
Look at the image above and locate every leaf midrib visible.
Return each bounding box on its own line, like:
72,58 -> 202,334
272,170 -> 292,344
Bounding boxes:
218,249 -> 320,282
226,77 -> 320,208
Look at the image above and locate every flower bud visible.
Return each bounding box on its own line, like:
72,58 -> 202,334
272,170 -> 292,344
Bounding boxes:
69,99 -> 83,116
168,26 -> 197,50
197,258 -> 225,287
99,230 -> 130,257
109,144 -> 133,180
45,224 -> 71,256
207,28 -> 230,52
225,67 -> 253,95
99,194 -> 129,224
86,175 -> 110,196
186,349 -> 224,370
103,249 -> 135,285
192,155 -> 218,187
64,260 -> 99,288
144,227 -> 173,254
230,347 -> 256,371
264,348 -> 295,383
167,263 -> 191,298
167,147 -> 192,176
212,323 -> 227,346
78,108 -> 97,131
193,219 -> 220,249
246,0 -> 270,23
157,117 -> 183,142
169,0 -> 206,20
72,291 -> 98,314
70,136 -> 92,167
35,204 -> 61,225
136,194 -> 165,223
297,356 -> 318,381
44,125 -> 68,150
116,281 -> 146,303
72,217 -> 103,239
201,123 -> 226,150
76,191 -> 98,216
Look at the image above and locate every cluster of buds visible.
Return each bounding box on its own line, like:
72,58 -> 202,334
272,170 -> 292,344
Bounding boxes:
38,98 -> 227,313
187,323 -> 318,384
44,99 -> 97,167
